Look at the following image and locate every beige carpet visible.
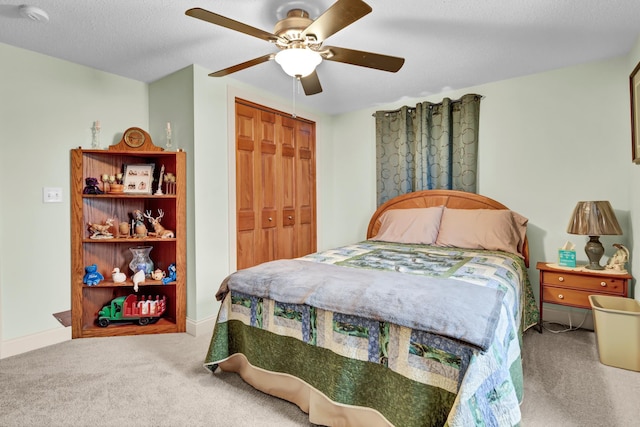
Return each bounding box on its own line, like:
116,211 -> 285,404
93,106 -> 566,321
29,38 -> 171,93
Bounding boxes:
0,327 -> 638,426
520,326 -> 640,426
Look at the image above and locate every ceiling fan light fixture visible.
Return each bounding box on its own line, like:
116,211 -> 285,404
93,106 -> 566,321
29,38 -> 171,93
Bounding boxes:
18,5 -> 49,22
275,48 -> 322,77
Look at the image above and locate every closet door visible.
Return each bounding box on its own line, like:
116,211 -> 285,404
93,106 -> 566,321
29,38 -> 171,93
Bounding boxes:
235,102 -> 260,269
259,109 -> 278,264
235,99 -> 316,270
277,115 -> 297,260
295,120 -> 316,256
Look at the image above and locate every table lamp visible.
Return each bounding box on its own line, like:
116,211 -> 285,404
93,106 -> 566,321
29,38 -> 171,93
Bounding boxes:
566,201 -> 622,270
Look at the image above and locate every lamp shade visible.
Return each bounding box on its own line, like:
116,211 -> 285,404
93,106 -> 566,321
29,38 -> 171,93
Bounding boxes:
566,201 -> 622,236
275,48 -> 322,77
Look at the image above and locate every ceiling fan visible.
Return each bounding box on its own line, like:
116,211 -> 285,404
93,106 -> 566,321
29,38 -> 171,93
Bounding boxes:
185,0 -> 405,96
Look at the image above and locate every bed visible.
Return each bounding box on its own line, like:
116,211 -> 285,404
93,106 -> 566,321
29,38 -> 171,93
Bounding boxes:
204,190 -> 539,426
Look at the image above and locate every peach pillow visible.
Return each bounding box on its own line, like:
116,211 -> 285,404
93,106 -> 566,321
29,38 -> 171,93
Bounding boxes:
372,207 -> 444,245
434,208 -> 528,257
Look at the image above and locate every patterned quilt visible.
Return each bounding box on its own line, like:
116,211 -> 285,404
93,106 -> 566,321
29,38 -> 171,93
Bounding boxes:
205,241 -> 539,427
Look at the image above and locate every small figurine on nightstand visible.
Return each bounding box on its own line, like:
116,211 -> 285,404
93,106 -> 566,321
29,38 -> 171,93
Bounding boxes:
83,264 -> 104,286
83,177 -> 103,195
162,263 -> 177,284
606,244 -> 629,272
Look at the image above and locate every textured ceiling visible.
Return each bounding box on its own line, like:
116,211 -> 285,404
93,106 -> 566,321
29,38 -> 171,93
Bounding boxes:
1,0 -> 640,115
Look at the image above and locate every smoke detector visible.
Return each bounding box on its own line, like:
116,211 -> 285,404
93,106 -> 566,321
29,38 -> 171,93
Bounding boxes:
19,5 -> 49,22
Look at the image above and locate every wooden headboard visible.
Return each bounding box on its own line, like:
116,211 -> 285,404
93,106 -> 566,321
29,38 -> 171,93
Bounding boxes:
366,190 -> 529,267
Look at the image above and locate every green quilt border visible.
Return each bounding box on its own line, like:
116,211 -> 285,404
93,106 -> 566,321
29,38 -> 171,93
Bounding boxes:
206,319 -> 456,427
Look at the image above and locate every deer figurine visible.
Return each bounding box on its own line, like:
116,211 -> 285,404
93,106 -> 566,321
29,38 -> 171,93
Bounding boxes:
143,209 -> 175,238
88,218 -> 115,239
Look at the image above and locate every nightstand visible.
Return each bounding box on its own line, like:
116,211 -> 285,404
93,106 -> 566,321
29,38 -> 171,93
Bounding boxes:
536,261 -> 632,332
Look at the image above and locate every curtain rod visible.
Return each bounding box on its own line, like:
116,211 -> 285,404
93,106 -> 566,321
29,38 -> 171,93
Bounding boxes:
371,94 -> 484,117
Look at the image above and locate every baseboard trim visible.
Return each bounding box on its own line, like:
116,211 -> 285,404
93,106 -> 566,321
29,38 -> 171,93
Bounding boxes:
186,315 -> 216,337
1,326 -> 71,359
541,305 -> 594,331
1,315 -> 218,359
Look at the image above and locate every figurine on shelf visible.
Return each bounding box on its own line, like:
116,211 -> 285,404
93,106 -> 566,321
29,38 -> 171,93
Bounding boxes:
107,173 -> 124,193
606,244 -> 629,272
144,209 -> 175,238
154,165 -> 165,195
132,268 -> 145,292
118,221 -> 130,237
88,218 -> 115,239
132,210 -> 148,238
83,264 -> 104,286
162,263 -> 177,284
151,269 -> 166,281
83,177 -> 103,195
111,268 -> 127,284
164,172 -> 176,195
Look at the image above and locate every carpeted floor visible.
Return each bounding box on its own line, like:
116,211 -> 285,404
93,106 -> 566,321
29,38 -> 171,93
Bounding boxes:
0,326 -> 638,426
520,325 -> 639,426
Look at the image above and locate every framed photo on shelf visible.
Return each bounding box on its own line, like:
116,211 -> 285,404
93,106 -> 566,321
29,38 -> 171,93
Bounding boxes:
631,61 -> 640,163
123,164 -> 154,194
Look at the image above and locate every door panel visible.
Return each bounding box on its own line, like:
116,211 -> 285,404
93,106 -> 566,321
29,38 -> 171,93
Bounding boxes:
235,103 -> 258,270
236,99 -> 316,269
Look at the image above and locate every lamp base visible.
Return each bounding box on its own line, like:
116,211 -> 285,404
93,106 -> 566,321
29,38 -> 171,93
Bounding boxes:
584,236 -> 605,270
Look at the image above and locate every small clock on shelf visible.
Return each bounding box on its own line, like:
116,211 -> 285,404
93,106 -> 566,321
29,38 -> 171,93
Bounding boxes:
109,127 -> 163,151
124,128 -> 146,148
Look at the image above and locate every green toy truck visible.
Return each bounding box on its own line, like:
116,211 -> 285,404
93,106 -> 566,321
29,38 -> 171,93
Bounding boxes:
97,294 -> 166,327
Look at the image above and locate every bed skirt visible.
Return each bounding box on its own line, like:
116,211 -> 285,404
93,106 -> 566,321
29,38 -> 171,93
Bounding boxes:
217,353 -> 393,427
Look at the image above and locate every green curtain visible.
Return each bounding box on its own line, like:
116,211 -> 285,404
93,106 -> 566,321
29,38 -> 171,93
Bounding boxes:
375,94 -> 481,206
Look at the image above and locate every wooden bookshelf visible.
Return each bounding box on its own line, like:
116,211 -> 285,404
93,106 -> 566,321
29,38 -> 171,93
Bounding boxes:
70,137 -> 186,338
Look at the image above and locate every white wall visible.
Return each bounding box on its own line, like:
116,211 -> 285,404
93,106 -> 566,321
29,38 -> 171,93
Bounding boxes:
628,36 -> 640,300
0,43 -> 148,355
324,55 -> 638,311
148,67 -> 197,320
2,34 -> 640,356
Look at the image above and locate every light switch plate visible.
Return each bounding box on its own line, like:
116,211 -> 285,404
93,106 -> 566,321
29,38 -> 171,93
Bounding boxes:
43,187 -> 63,203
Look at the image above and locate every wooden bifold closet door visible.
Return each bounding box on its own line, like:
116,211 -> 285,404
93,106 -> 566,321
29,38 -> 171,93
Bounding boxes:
235,99 -> 316,270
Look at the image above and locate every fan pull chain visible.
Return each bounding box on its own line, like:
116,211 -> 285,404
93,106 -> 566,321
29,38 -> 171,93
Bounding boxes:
292,76 -> 298,118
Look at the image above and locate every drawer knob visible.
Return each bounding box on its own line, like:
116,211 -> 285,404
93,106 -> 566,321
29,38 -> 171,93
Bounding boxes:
558,276 -> 564,282
288,216 -> 293,220
268,217 -> 273,222
600,281 -> 607,287
558,294 -> 564,299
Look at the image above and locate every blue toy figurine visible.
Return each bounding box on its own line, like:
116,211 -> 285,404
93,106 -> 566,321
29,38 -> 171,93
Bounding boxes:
83,264 -> 104,286
162,263 -> 177,285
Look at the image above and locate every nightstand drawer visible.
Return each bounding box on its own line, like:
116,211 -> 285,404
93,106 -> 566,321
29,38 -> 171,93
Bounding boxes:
540,271 -> 626,294
536,262 -> 632,333
542,286 -> 593,309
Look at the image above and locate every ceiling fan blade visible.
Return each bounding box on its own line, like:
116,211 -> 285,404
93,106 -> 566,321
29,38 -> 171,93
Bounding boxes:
186,8 -> 283,44
301,0 -> 372,42
323,46 -> 405,72
300,72 -> 323,95
209,54 -> 274,77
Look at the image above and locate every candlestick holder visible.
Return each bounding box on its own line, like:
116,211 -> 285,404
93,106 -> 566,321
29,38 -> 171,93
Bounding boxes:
154,165 -> 165,195
166,127 -> 173,150
92,122 -> 101,149
100,174 -> 109,193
